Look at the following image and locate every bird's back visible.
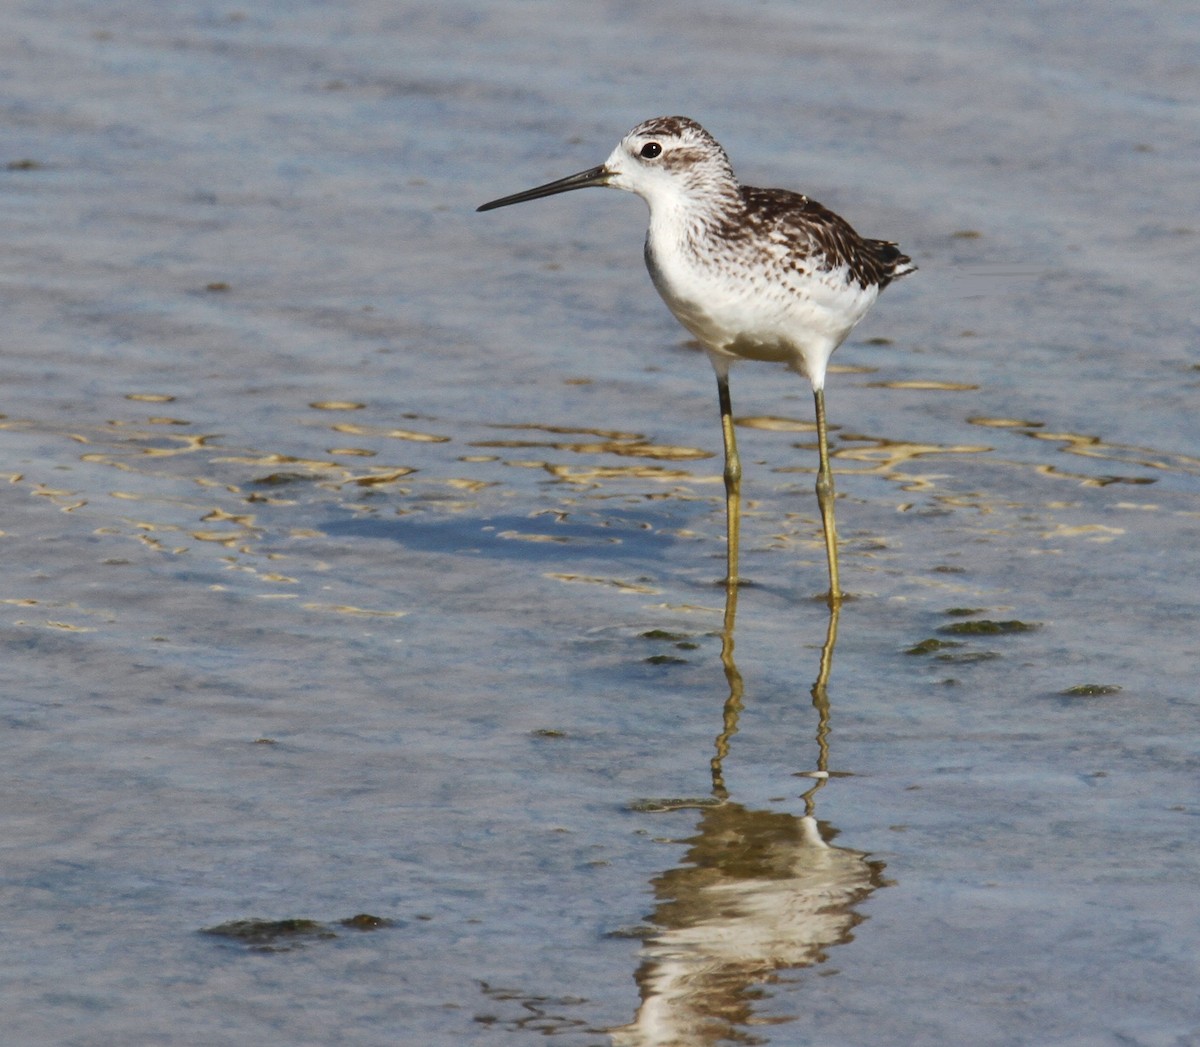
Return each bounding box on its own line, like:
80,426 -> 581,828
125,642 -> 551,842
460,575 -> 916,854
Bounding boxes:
738,187 -> 915,290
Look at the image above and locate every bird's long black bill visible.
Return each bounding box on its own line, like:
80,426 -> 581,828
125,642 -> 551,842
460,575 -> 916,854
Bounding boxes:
476,164 -> 610,212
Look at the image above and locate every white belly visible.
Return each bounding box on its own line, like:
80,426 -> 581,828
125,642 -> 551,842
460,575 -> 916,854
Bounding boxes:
644,234 -> 879,388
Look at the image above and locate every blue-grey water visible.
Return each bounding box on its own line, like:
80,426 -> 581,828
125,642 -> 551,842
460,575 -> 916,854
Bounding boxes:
2,2 -> 1198,1045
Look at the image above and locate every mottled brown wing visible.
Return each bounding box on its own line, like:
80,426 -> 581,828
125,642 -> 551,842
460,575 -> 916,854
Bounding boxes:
742,187 -> 915,289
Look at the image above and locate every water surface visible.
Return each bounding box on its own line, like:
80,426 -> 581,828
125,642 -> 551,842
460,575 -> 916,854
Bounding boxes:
2,2 -> 1198,1044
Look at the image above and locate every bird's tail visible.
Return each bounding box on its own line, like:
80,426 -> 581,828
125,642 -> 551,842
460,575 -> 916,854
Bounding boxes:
873,240 -> 917,283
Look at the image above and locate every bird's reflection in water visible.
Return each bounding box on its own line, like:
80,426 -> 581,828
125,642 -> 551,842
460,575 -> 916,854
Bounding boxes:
611,588 -> 887,1047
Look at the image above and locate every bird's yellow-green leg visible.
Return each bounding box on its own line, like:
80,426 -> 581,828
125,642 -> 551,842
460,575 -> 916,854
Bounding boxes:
813,387 -> 843,607
716,372 -> 741,588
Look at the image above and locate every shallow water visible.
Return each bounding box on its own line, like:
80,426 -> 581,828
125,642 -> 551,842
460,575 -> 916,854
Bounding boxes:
2,2 -> 1198,1045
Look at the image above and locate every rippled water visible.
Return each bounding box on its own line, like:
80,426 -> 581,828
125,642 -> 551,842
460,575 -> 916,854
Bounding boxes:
2,2 -> 1198,1045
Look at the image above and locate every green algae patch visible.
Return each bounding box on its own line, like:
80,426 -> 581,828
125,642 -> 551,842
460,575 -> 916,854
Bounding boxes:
1061,683 -> 1123,697
938,619 -> 1040,636
628,796 -> 724,813
202,913 -> 395,951
340,913 -> 394,931
201,918 -> 334,951
935,650 -> 1000,664
640,629 -> 700,659
252,471 -> 317,487
906,638 -> 964,656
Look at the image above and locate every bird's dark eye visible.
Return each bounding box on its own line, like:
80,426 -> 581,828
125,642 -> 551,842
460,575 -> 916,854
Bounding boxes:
639,142 -> 662,159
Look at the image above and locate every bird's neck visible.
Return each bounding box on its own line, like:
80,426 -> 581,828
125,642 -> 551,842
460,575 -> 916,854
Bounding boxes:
646,180 -> 745,249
